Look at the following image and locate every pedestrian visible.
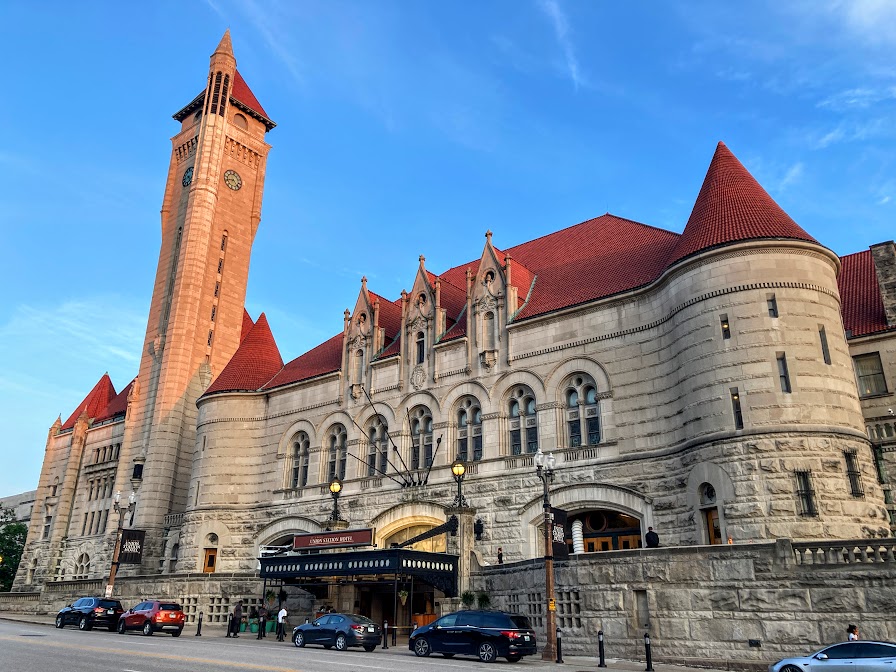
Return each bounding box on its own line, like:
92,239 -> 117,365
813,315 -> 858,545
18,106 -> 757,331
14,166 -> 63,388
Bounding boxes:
645,526 -> 660,548
847,624 -> 859,641
276,605 -> 288,642
231,600 -> 243,638
257,604 -> 268,639
497,547 -> 503,564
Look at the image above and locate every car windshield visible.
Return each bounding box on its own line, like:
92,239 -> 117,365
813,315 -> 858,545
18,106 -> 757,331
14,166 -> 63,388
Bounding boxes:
98,600 -> 121,609
350,615 -> 374,625
160,603 -> 181,611
508,614 -> 533,630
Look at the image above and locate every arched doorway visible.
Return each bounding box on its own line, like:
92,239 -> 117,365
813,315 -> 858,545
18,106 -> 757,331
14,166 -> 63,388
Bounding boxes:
564,509 -> 642,552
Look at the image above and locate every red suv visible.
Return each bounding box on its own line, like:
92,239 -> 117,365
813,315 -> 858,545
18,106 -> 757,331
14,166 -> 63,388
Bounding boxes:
117,600 -> 185,636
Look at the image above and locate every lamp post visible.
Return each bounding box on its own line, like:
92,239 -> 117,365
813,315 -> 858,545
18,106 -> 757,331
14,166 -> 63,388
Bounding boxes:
328,478 -> 342,521
533,448 -> 557,662
451,458 -> 468,508
106,490 -> 137,597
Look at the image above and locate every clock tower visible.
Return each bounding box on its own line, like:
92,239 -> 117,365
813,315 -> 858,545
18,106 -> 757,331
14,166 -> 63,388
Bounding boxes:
121,30 -> 274,569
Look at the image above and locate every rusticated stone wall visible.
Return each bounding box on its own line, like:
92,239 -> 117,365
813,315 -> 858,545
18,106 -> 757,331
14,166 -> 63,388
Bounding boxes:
473,539 -> 896,666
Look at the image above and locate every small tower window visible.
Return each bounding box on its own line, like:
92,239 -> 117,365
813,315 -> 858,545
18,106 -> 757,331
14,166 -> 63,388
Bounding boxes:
416,331 -> 425,365
730,387 -> 744,430
844,450 -> 864,498
777,353 -> 792,393
819,326 -> 831,365
795,470 -> 818,516
233,113 -> 248,130
210,306 -> 216,322
767,294 -> 779,318
720,314 -> 731,339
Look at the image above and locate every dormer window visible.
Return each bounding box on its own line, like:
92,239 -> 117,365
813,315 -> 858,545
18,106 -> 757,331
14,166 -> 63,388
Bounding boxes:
416,331 -> 425,364
233,113 -> 248,130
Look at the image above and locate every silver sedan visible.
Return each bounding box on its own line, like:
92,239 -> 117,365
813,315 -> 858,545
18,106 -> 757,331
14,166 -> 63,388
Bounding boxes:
770,641 -> 896,672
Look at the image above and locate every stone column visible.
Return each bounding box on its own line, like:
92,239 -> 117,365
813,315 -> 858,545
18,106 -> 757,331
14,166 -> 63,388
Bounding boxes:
446,506 -> 477,595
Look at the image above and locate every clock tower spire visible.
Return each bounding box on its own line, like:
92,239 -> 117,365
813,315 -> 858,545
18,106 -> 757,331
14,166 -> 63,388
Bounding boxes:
120,31 -> 275,571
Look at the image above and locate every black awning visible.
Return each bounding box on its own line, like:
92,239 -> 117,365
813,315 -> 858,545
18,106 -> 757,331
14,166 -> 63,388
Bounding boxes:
259,548 -> 459,597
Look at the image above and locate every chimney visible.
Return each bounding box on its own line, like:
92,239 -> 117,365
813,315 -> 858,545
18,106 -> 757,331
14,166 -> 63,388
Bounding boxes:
870,241 -> 896,326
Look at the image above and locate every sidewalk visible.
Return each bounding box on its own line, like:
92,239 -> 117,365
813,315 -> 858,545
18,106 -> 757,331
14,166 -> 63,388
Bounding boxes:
0,611 -> 761,672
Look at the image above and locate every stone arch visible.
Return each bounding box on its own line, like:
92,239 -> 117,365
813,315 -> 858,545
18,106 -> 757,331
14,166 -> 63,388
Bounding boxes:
369,500 -> 449,544
194,519 -> 231,572
316,410 -> 357,439
358,404 -> 397,429
254,516 -> 323,551
277,419 -> 318,457
397,390 -> 442,418
517,482 -> 654,557
441,380 -> 492,415
490,369 -> 546,402
544,356 -> 611,402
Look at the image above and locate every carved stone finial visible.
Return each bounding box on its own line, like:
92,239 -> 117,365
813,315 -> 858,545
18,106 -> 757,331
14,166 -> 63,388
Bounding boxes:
361,276 -> 367,288
419,255 -> 426,267
485,230 -> 493,242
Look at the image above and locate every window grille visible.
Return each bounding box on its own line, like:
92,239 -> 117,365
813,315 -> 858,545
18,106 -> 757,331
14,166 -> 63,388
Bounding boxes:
795,470 -> 818,516
844,450 -> 864,497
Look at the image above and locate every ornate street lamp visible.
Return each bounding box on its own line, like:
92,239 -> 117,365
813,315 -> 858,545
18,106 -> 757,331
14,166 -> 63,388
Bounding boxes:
451,458 -> 468,508
106,491 -> 137,597
533,448 -> 557,662
328,478 -> 342,521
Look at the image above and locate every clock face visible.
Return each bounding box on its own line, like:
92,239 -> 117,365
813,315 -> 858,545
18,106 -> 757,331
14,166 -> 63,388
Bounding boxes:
182,166 -> 194,187
223,169 -> 242,191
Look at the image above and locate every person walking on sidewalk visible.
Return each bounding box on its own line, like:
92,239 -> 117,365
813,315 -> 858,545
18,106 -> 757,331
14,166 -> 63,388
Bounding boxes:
276,605 -> 288,642
231,601 -> 243,638
257,604 -> 268,640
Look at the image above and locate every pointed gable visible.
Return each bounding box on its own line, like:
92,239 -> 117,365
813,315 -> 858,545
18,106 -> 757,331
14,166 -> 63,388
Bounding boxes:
667,142 -> 816,266
204,313 -> 284,395
263,333 -> 345,389
94,379 -> 135,424
240,308 -> 255,344
839,251 -> 890,338
61,373 -> 117,430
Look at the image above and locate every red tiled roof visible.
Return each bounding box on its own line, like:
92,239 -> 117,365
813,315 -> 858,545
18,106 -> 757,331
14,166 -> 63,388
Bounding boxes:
204,313 -> 284,395
667,142 -> 816,265
378,336 -> 401,359
94,379 -> 135,424
839,250 -> 889,338
263,333 -> 345,390
61,373 -> 117,430
369,292 -> 402,340
240,308 -> 255,344
232,70 -> 271,122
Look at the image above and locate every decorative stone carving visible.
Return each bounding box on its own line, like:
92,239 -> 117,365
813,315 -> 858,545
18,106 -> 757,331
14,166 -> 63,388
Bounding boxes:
411,365 -> 426,390
480,349 -> 498,371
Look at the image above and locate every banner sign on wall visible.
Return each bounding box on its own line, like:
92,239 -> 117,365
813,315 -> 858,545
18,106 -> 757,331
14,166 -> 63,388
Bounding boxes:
118,529 -> 146,564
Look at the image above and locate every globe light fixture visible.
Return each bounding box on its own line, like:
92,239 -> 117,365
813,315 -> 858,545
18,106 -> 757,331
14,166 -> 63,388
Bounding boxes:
451,458 -> 468,508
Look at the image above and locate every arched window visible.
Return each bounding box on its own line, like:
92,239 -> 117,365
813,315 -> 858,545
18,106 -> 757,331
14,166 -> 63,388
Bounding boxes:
232,112 -> 248,130
74,553 -> 90,579
170,543 -> 179,572
484,312 -> 496,350
410,406 -> 433,469
367,415 -> 389,476
564,374 -> 601,447
456,397 -> 483,462
327,424 -> 347,481
416,331 -> 425,365
291,432 -> 310,489
508,385 -> 538,454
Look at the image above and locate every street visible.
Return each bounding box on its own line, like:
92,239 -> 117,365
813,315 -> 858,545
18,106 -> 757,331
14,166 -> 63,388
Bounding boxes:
0,618 -> 608,671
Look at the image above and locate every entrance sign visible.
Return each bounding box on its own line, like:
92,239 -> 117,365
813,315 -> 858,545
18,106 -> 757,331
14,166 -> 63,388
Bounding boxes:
119,529 -> 146,564
293,528 -> 374,551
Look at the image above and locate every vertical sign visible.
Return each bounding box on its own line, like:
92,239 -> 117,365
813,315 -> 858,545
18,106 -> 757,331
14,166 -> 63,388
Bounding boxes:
119,529 -> 146,564
551,508 -> 569,560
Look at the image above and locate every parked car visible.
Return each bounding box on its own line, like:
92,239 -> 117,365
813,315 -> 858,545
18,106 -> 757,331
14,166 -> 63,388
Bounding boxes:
292,613 -> 381,652
55,597 -> 125,631
117,600 -> 185,636
770,641 -> 896,672
409,609 -> 537,663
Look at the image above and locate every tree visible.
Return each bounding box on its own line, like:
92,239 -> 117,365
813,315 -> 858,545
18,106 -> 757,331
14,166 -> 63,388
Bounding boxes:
0,504 -> 28,592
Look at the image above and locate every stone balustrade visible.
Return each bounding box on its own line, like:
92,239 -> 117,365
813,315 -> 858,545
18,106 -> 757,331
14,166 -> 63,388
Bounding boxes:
164,513 -> 184,527
791,539 -> 896,565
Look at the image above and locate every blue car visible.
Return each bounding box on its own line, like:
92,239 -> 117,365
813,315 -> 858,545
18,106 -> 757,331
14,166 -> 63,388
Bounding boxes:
770,641 -> 896,672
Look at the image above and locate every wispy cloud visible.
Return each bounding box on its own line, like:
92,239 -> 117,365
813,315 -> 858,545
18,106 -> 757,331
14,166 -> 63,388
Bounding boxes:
778,162 -> 804,191
536,0 -> 584,90
826,0 -> 896,47
233,0 -> 304,85
878,195 -> 891,205
818,86 -> 896,110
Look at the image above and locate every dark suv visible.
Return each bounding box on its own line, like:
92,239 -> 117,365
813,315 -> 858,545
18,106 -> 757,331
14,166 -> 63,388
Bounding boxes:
117,600 -> 185,636
410,609 -> 537,663
55,597 -> 125,631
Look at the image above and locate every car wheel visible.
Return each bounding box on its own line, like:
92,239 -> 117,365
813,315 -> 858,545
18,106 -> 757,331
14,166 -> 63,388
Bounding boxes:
293,631 -> 305,648
55,615 -> 64,629
363,644 -> 376,652
142,621 -> 154,636
79,617 -> 92,631
442,653 -> 455,658
413,637 -> 431,657
335,633 -> 348,651
507,654 -> 522,663
117,620 -> 127,634
171,629 -> 182,638
478,641 -> 497,663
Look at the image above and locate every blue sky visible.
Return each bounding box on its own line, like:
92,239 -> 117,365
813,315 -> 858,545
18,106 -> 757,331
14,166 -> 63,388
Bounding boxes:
0,0 -> 894,495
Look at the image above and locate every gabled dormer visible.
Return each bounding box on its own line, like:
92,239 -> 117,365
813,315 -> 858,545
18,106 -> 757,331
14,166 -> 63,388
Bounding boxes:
343,277 -> 378,401
402,256 -> 440,391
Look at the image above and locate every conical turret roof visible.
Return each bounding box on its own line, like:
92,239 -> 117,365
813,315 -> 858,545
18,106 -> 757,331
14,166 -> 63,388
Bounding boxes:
203,313 -> 283,395
667,142 -> 816,265
214,29 -> 234,58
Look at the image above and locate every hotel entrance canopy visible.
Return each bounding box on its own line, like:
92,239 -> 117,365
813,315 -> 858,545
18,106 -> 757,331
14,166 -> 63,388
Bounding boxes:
259,547 -> 459,597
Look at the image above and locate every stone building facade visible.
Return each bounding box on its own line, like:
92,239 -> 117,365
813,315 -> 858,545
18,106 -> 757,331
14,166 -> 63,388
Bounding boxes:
8,31 -> 896,654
